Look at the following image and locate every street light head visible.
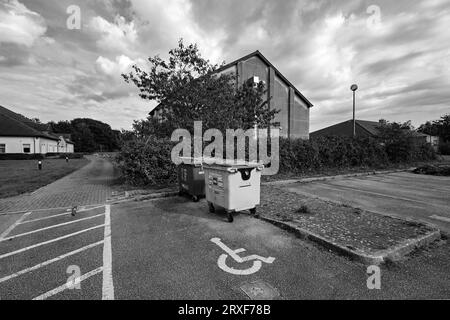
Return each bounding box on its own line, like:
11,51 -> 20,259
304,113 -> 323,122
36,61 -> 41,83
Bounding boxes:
351,84 -> 358,92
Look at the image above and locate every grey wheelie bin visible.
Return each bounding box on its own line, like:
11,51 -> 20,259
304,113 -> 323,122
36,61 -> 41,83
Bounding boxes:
203,160 -> 264,222
177,157 -> 205,202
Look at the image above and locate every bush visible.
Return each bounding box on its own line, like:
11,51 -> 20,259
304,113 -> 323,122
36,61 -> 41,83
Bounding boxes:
0,153 -> 45,160
117,134 -> 437,187
117,136 -> 177,186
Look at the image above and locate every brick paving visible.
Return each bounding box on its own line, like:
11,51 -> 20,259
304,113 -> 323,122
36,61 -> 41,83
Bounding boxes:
259,185 -> 437,255
0,156 -> 117,214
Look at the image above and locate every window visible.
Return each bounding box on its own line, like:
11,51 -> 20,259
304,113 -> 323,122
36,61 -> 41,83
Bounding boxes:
0,144 -> 5,154
23,144 -> 31,153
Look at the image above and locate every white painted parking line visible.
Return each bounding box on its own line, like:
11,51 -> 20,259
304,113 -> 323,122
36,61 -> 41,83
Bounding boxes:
0,204 -> 106,217
0,212 -> 32,241
20,205 -> 105,225
0,224 -> 105,260
102,205 -> 114,300
0,213 -> 105,242
430,215 -> 450,223
33,267 -> 104,300
0,241 -> 104,284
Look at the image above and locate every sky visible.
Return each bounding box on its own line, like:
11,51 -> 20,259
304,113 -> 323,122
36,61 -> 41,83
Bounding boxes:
0,0 -> 449,131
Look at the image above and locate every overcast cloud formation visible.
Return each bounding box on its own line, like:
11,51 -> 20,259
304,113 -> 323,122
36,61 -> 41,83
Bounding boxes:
0,0 -> 449,130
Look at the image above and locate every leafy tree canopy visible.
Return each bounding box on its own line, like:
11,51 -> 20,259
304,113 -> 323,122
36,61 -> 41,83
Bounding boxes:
418,114 -> 450,142
123,39 -> 279,138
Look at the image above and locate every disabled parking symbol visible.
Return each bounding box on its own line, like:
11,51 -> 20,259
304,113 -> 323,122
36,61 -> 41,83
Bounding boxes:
211,238 -> 275,276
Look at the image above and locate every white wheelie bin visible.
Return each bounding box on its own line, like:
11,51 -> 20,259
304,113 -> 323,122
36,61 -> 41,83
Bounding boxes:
203,159 -> 264,223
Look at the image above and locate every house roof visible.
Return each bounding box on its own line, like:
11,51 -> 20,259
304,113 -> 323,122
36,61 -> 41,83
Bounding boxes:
311,119 -> 429,138
216,50 -> 313,108
0,105 -> 49,132
0,106 -> 60,141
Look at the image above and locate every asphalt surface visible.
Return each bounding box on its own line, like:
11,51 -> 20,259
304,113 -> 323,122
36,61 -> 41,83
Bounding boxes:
0,196 -> 449,299
282,172 -> 450,233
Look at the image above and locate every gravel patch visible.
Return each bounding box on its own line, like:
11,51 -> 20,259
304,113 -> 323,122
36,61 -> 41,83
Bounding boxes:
259,185 -> 436,255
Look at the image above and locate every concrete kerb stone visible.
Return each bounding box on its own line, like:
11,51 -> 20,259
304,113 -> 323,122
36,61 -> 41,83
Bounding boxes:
250,214 -> 441,265
263,168 -> 416,186
107,190 -> 178,205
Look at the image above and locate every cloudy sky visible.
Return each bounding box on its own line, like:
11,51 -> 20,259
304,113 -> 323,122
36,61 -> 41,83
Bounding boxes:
0,0 -> 449,131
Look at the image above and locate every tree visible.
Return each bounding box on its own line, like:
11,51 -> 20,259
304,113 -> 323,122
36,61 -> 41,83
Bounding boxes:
49,118 -> 120,152
122,39 -> 278,137
418,114 -> 450,142
377,120 -> 435,162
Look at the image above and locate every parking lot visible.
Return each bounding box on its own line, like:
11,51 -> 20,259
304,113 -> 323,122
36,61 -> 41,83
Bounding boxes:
0,205 -> 112,300
1,195 -> 449,300
282,172 -> 450,233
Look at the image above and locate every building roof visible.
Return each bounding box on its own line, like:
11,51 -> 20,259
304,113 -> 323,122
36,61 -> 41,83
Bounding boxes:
0,106 -> 60,141
216,50 -> 313,108
311,119 -> 430,138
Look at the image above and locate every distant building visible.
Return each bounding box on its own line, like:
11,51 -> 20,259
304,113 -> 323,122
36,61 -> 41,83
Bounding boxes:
57,134 -> 75,153
150,51 -> 314,139
310,119 -> 440,150
0,106 -> 74,154
423,134 -> 440,152
310,119 -> 383,139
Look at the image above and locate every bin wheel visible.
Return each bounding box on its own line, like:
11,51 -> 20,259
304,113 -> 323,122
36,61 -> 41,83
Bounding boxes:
208,202 -> 215,213
250,207 -> 257,215
192,195 -> 199,202
227,211 -> 234,223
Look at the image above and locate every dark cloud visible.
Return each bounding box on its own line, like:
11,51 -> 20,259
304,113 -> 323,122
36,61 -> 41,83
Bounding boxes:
1,0 -> 449,130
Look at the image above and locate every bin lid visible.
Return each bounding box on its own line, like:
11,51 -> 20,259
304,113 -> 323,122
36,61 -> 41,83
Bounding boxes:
179,157 -> 204,165
203,157 -> 264,169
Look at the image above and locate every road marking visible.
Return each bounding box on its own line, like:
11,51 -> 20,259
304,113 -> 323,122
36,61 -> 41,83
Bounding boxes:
0,204 -> 106,216
0,241 -> 104,284
33,267 -> 104,300
0,212 -> 32,241
315,182 -> 448,207
210,238 -> 275,276
430,215 -> 450,223
20,205 -> 105,225
102,205 -> 114,300
0,213 -> 105,242
0,224 -> 105,260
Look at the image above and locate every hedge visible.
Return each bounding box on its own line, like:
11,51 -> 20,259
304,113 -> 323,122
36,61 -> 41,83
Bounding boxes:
117,135 -> 437,186
0,153 -> 45,160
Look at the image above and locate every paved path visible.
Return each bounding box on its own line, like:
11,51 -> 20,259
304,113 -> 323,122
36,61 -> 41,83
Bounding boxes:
282,172 -> 450,233
0,156 -> 116,214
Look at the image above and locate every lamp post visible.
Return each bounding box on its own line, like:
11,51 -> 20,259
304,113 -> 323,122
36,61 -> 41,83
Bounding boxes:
350,84 -> 359,138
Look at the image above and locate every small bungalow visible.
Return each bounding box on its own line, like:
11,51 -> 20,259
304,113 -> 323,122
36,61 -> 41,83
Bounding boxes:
0,106 -> 74,154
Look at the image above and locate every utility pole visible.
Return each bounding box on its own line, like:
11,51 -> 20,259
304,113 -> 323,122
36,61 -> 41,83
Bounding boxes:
351,84 -> 359,138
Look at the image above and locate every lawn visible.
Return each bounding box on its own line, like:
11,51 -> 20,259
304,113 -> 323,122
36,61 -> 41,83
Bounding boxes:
0,158 -> 89,198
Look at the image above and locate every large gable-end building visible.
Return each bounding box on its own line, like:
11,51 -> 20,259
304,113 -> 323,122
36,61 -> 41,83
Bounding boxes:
150,51 -> 314,139
215,51 -> 313,139
0,106 -> 74,154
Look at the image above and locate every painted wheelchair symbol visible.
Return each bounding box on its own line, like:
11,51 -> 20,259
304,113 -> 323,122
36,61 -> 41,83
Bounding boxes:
211,238 -> 275,275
